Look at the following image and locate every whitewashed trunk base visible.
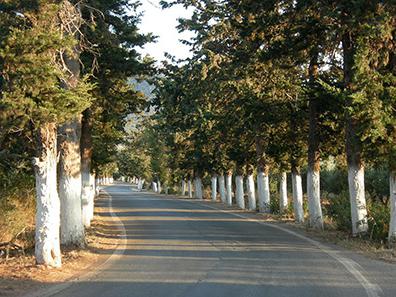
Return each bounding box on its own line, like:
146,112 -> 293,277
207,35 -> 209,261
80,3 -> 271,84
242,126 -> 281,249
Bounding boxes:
246,174 -> 256,211
292,172 -> 304,223
59,176 -> 84,246
211,176 -> 217,201
181,180 -> 186,196
257,171 -> 270,213
235,175 -> 245,209
34,125 -> 62,267
218,175 -> 226,203
307,169 -> 323,229
188,180 -> 193,198
194,177 -> 203,199
348,165 -> 368,236
226,173 -> 233,206
279,172 -> 288,213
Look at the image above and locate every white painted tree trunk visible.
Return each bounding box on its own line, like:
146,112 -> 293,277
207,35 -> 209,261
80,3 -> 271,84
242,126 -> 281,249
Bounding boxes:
257,171 -> 270,213
194,177 -> 203,199
88,173 -> 95,222
348,165 -> 368,235
279,172 -> 288,213
58,118 -> 84,246
389,171 -> 396,246
141,179 -> 145,190
188,179 -> 193,198
181,180 -> 186,196
226,173 -> 233,206
157,180 -> 161,193
235,175 -> 245,209
137,178 -> 142,191
218,175 -> 226,203
246,174 -> 256,211
292,172 -> 304,223
307,169 -> 323,229
34,123 -> 62,267
152,181 -> 158,192
211,175 -> 217,201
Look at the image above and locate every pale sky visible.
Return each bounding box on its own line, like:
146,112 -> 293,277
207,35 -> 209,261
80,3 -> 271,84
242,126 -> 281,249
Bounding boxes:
136,0 -> 194,62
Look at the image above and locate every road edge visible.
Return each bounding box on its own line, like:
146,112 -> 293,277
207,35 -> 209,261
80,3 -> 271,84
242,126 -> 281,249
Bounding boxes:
21,187 -> 127,297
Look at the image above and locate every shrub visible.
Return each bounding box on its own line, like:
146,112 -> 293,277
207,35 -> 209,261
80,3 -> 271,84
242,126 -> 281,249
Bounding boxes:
326,191 -> 351,232
367,200 -> 389,242
0,173 -> 35,247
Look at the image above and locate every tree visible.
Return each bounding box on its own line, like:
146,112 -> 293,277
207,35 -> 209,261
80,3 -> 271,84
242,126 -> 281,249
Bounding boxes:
0,0 -> 91,266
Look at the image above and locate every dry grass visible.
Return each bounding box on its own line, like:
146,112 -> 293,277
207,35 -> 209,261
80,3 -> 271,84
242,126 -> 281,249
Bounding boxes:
0,193 -> 125,297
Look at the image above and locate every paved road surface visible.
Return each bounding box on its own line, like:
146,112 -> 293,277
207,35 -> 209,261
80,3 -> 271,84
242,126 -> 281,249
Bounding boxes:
50,184 -> 396,297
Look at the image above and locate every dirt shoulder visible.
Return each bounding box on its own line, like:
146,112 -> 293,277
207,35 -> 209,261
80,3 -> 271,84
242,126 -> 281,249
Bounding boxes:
0,192 -> 124,297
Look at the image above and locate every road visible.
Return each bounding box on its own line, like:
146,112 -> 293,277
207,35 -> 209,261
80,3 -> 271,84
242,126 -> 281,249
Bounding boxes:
50,184 -> 396,297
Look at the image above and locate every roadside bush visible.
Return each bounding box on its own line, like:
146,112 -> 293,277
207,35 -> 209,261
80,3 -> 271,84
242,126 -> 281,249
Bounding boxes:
365,167 -> 388,204
321,169 -> 348,196
367,200 -> 389,242
326,191 -> 351,232
0,172 -> 35,247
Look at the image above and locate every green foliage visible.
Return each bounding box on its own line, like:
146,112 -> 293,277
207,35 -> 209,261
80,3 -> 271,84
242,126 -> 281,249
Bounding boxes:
326,191 -> 352,232
0,1 -> 92,127
0,171 -> 35,244
367,200 -> 390,242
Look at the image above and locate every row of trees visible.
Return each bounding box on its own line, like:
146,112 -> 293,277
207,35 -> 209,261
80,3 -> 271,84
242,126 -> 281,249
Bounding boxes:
0,0 -> 152,266
149,0 -> 395,243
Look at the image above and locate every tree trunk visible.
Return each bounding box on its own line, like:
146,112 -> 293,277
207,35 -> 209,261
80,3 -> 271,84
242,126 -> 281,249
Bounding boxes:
279,172 -> 288,214
307,54 -> 323,230
235,175 -> 245,209
88,173 -> 95,222
188,179 -> 193,198
218,174 -> 226,203
226,171 -> 233,206
257,166 -> 270,213
347,162 -> 368,235
152,181 -> 158,192
343,32 -> 368,236
34,122 -> 62,267
181,180 -> 186,196
157,180 -> 160,192
211,174 -> 217,201
246,173 -> 256,211
81,109 -> 93,227
58,117 -> 84,246
195,177 -> 203,199
389,171 -> 396,246
291,167 -> 304,223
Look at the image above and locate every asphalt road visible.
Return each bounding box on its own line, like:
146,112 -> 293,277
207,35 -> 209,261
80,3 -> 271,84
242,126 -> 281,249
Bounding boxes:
51,184 -> 396,297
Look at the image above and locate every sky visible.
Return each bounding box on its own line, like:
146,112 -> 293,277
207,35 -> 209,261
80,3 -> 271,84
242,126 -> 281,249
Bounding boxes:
136,0 -> 194,62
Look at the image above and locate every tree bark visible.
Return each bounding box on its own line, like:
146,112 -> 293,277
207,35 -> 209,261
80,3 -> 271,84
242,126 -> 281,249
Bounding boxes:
81,108 -> 93,227
188,179 -> 193,198
257,166 -> 270,213
157,180 -> 161,193
343,32 -> 368,236
152,181 -> 158,192
218,174 -> 226,203
211,174 -> 217,201
58,117 -> 84,246
291,166 -> 304,223
307,53 -> 324,230
194,175 -> 203,199
389,171 -> 396,246
235,175 -> 245,209
34,122 -> 62,267
279,172 -> 288,213
246,173 -> 256,211
255,138 -> 270,213
225,171 -> 233,206
181,180 -> 186,196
